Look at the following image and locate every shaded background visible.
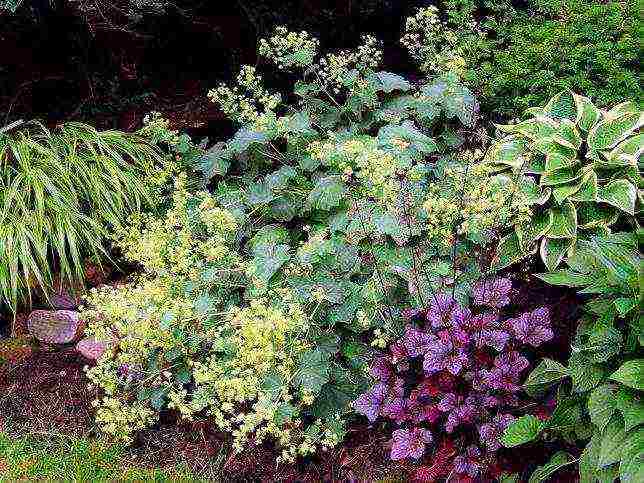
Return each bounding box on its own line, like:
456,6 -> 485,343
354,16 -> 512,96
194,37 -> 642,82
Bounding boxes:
1,0 -> 430,137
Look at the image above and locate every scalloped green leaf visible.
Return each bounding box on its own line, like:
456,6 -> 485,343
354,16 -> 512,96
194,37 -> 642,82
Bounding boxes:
598,413 -> 629,468
306,176 -> 347,211
588,384 -> 618,432
619,427 -> 644,483
528,451 -> 575,483
494,231 -> 535,270
523,358 -> 569,397
375,71 -> 412,93
615,387 -> 644,432
293,349 -> 331,394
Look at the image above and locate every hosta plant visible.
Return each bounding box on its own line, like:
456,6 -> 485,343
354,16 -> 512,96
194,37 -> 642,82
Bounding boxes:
485,91 -> 643,270
502,231 -> 643,482
0,120 -> 161,321
353,277 -> 554,480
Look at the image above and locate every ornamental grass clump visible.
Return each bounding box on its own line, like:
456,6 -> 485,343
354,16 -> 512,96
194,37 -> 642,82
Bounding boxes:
0,120 -> 161,316
354,278 -> 553,479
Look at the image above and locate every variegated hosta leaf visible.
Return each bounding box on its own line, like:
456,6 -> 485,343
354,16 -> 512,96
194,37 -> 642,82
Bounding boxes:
587,111 -> 643,151
532,137 -> 577,159
577,202 -> 619,229
542,90 -> 577,122
547,202 -> 577,239
573,93 -> 601,132
569,171 -> 598,202
540,164 -> 583,187
495,116 -> 559,140
540,237 -> 575,271
544,152 -> 576,172
552,168 -> 596,203
484,136 -> 529,169
604,100 -> 639,120
607,133 -> 644,161
597,179 -> 637,215
519,176 -> 551,205
516,211 -> 553,250
494,231 -> 536,270
554,119 -> 582,150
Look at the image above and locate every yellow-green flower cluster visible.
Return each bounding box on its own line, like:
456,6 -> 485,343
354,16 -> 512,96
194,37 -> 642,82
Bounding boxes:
91,396 -> 156,442
315,34 -> 382,93
400,6 -> 467,78
259,26 -> 320,70
422,157 -> 530,245
208,65 -> 282,124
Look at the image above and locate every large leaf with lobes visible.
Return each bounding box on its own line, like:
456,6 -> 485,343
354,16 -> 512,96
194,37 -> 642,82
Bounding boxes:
306,176 -> 346,211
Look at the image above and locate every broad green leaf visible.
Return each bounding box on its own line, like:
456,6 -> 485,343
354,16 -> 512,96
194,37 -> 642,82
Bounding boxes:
306,176 -> 346,211
615,387 -> 644,432
497,116 -> 558,139
588,384 -> 618,432
484,136 -> 529,169
619,427 -> 644,482
614,297 -> 637,317
574,93 -> 601,131
598,413 -> 629,468
228,127 -> 268,153
528,451 -> 575,483
583,324 -> 622,363
569,171 -> 598,202
546,399 -> 583,432
501,415 -> 544,447
196,142 -> 230,179
555,119 -> 582,149
569,353 -> 605,393
588,112 -> 643,151
516,211 -> 553,250
540,164 -> 583,186
293,349 -> 331,393
495,231 -> 535,270
543,90 -> 577,122
577,202 -> 618,229
540,237 -> 574,271
597,180 -> 637,215
524,359 -> 569,396
535,269 -> 594,287
610,360 -> 644,391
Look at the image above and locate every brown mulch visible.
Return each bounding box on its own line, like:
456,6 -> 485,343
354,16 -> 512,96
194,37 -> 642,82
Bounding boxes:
0,345 -> 406,482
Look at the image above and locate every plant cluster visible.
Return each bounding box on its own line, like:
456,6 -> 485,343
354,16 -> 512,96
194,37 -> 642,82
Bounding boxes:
402,1 -> 642,117
354,278 -> 554,479
486,90 -> 642,270
501,231 -> 642,482
0,120 -> 162,319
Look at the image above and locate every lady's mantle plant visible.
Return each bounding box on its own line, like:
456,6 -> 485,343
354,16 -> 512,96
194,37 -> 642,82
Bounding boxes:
486,90 -> 642,270
354,278 -> 553,480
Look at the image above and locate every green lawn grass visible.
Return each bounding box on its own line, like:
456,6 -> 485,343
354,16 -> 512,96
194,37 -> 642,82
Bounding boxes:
0,432 -> 200,481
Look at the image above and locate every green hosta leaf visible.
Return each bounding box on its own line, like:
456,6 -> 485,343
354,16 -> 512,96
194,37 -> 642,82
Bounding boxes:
375,72 -> 411,93
535,269 -> 593,287
496,116 -> 559,140
540,237 -> 574,271
615,387 -> 644,432
610,360 -> 644,391
519,176 -> 552,205
517,211 -> 553,250
556,119 -> 582,149
293,349 -> 330,394
588,384 -> 618,432
569,171 -> 598,202
306,176 -> 346,211
569,354 -> 605,393
528,451 -> 575,483
598,413 -> 629,469
541,164 -> 583,186
597,180 -> 637,216
494,231 -> 535,270
543,90 -> 577,122
484,136 -> 529,169
574,93 -> 601,131
619,427 -> 644,482
577,202 -> 618,229
588,112 -> 644,151
524,358 -> 569,397
608,133 -> 644,160
544,152 -> 576,172
588,235 -> 639,289
501,415 -> 544,447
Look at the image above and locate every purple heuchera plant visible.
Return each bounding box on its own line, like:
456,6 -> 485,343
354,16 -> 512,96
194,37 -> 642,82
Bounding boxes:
353,277 -> 553,479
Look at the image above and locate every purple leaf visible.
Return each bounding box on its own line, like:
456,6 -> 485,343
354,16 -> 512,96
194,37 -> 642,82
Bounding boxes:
444,403 -> 478,433
423,339 -> 469,376
425,293 -> 458,328
390,427 -> 433,461
479,414 -> 515,451
453,445 -> 482,477
370,357 -> 394,382
472,278 -> 512,308
354,382 -> 388,422
402,326 -> 436,357
381,397 -> 409,423
510,307 -> 553,347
